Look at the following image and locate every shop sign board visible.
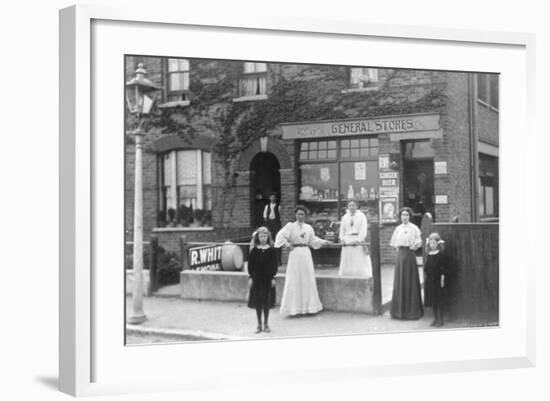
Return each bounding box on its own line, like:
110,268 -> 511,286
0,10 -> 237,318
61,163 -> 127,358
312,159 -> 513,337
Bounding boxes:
281,113 -> 441,140
189,244 -> 223,271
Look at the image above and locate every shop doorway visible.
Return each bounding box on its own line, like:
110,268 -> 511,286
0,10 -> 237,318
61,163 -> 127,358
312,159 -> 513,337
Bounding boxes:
250,152 -> 281,228
402,140 -> 435,226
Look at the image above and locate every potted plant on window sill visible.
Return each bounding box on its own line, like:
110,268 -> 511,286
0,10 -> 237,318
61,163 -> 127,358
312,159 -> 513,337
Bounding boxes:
166,208 -> 176,227
178,204 -> 193,227
192,208 -> 206,227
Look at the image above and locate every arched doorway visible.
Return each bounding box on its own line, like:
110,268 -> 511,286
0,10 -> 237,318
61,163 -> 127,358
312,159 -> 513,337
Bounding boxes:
250,152 -> 280,228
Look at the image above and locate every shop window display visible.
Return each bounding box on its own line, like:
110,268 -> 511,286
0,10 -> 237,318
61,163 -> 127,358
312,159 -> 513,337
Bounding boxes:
298,138 -> 379,241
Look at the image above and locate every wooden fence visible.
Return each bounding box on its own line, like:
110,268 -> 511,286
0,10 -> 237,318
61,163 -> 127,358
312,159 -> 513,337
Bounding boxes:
431,223 -> 499,323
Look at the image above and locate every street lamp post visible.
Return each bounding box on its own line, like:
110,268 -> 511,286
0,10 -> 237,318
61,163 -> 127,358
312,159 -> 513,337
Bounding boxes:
125,63 -> 161,324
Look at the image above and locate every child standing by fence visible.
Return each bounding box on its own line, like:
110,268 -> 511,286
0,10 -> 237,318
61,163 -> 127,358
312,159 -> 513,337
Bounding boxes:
424,232 -> 448,327
247,227 -> 278,333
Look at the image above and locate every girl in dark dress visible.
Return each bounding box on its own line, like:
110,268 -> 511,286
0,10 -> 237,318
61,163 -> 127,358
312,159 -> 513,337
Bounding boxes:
389,207 -> 424,320
424,232 -> 448,327
248,226 -> 278,333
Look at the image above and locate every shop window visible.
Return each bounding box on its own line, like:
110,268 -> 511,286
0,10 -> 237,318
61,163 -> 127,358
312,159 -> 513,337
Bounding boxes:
341,138 -> 378,159
477,73 -> 499,111
299,140 -> 337,161
236,62 -> 267,100
478,154 -> 499,219
349,68 -> 378,89
159,149 -> 212,228
166,58 -> 190,102
298,138 -> 379,240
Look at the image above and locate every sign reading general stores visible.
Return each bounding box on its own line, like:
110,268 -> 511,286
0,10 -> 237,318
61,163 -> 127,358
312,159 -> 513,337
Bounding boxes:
189,244 -> 223,271
281,113 -> 440,140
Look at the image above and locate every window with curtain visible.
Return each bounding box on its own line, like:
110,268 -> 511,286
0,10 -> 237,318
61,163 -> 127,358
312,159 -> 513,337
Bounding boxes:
239,62 -> 267,97
349,68 -> 378,89
159,149 -> 212,227
167,58 -> 190,102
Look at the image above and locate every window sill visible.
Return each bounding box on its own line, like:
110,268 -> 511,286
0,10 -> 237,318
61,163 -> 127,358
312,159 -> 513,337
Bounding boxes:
158,100 -> 190,109
341,86 -> 379,94
233,94 -> 268,102
153,226 -> 214,233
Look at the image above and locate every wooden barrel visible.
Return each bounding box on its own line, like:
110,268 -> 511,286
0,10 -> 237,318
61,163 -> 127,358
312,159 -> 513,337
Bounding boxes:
220,241 -> 244,271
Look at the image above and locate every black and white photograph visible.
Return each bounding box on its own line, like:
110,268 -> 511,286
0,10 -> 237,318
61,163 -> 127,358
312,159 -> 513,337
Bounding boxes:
124,55 -> 499,344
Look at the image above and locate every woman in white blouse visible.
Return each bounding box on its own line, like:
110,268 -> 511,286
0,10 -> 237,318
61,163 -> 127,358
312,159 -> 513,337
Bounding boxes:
389,207 -> 424,320
337,199 -> 372,277
275,205 -> 332,315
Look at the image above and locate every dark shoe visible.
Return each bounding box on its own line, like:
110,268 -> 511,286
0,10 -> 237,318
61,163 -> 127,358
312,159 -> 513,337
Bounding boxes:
255,325 -> 262,334
430,320 -> 438,327
436,320 -> 444,327
263,325 -> 271,333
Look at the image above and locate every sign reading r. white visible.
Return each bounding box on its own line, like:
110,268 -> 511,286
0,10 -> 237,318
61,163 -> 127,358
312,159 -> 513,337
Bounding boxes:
189,245 -> 223,271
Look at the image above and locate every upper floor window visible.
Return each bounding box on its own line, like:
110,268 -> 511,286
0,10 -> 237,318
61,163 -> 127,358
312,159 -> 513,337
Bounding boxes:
477,73 -> 499,110
237,62 -> 267,99
167,58 -> 190,102
349,68 -> 378,89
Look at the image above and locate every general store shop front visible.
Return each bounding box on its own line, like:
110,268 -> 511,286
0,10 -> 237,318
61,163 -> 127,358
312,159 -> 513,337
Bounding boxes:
154,112 -> 449,268
278,112 -> 443,265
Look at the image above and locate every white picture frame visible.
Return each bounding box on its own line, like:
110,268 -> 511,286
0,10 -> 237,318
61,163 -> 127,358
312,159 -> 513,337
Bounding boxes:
59,4 -> 536,397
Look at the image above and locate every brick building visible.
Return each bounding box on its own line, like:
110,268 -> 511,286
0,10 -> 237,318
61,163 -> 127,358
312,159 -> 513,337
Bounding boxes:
125,56 -> 499,265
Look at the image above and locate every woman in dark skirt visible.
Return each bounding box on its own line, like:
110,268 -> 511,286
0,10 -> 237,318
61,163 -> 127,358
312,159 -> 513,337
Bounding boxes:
389,207 -> 423,320
247,226 -> 278,333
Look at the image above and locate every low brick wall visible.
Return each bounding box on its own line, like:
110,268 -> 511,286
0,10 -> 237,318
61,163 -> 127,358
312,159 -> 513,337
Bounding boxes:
180,270 -> 374,313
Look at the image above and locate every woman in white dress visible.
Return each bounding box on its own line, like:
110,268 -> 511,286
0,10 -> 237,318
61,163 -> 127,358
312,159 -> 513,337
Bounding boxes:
275,205 -> 332,316
338,199 -> 373,277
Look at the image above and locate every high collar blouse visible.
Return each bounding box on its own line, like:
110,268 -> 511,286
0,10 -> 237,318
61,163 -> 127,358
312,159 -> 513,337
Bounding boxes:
339,210 -> 368,240
390,222 -> 422,248
274,221 -> 325,249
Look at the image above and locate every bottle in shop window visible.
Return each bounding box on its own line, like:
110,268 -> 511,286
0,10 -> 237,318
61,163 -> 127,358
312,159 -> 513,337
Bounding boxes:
347,185 -> 354,200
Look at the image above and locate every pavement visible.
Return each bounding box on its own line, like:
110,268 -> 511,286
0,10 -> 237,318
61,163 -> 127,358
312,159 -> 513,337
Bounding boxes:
126,262 -> 491,344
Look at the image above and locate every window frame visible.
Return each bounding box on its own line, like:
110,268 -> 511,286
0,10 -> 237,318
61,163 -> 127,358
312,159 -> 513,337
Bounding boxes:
476,73 -> 499,112
342,67 -> 380,93
234,62 -> 268,101
165,58 -> 190,104
158,148 -> 213,228
297,136 -> 380,227
478,153 -> 499,219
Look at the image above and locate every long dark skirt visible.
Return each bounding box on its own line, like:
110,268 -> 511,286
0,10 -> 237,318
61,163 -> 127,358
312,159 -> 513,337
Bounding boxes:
390,247 -> 423,320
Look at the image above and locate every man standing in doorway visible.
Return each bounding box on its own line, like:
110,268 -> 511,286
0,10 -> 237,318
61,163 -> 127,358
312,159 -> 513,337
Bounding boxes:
263,192 -> 282,266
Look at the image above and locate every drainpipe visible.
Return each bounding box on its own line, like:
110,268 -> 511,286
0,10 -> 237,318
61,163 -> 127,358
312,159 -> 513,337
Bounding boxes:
468,74 -> 479,222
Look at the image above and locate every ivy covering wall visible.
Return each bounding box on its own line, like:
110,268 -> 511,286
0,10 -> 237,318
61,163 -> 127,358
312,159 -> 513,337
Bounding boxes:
133,58 -> 448,227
